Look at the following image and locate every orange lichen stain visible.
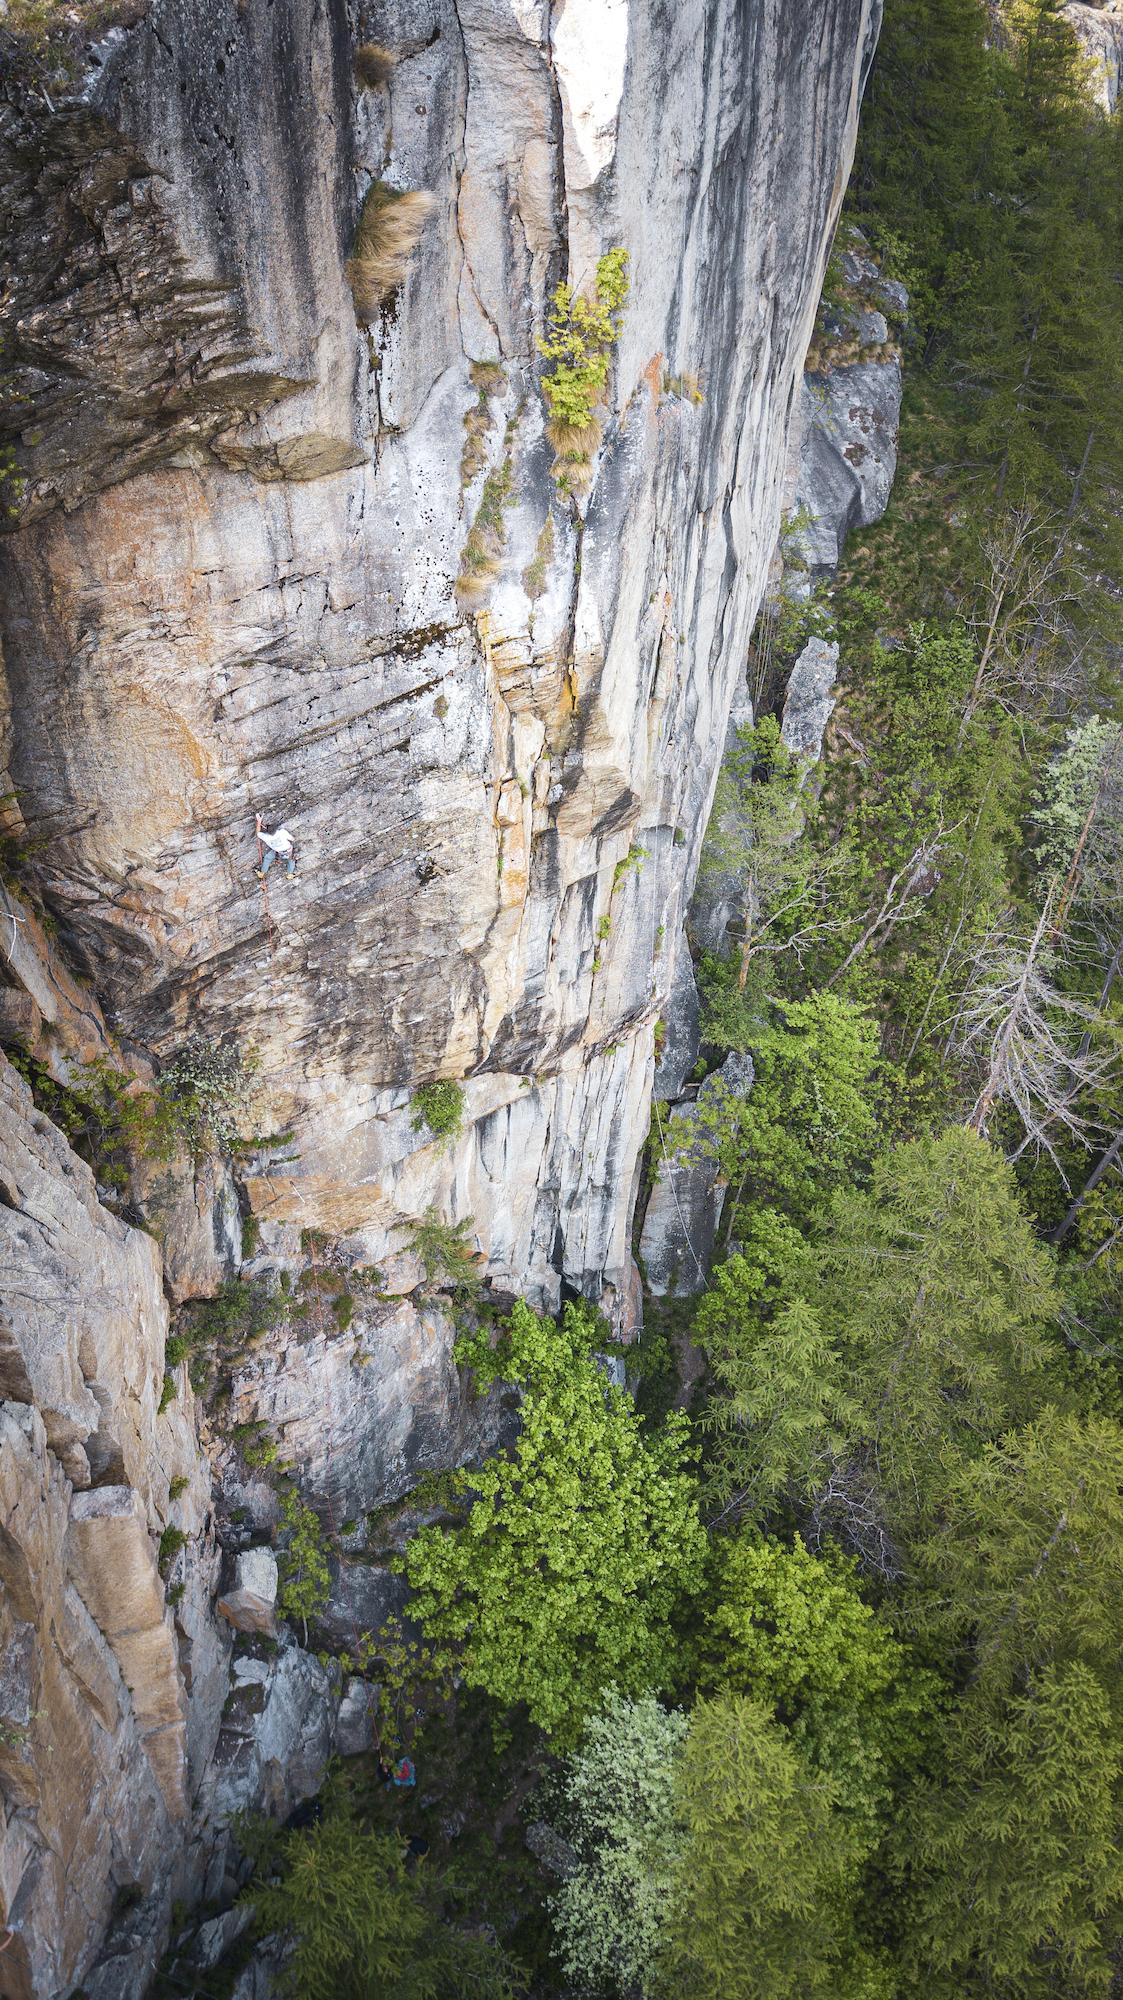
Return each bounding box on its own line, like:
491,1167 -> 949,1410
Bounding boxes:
643,352 -> 665,405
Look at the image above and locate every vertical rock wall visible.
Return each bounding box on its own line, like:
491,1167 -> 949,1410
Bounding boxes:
0,1058 -> 223,2000
1,0 -> 881,1317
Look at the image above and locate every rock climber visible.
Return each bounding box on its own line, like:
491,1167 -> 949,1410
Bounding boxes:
255,813 -> 297,879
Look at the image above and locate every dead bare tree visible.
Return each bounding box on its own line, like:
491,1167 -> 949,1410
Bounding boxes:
1049,1128 -> 1123,1247
954,891 -> 1117,1175
826,820 -> 955,989
960,502 -> 1088,733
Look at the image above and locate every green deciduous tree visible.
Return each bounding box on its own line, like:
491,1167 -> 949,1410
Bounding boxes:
548,1690 -> 688,1993
698,1533 -> 934,1843
404,1301 -> 706,1741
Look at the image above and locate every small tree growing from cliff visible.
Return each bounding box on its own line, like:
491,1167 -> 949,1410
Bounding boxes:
276,1490 -> 331,1644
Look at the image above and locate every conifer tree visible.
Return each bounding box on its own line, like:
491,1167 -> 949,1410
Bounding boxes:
656,1695 -> 860,2000
903,1663 -> 1123,1997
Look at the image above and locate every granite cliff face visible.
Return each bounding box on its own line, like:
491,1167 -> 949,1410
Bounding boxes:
2,0 -> 880,1310
0,2 -> 882,1991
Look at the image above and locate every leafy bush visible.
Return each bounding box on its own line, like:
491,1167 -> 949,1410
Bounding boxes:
235,1424 -> 280,1472
549,1690 -> 688,1991
411,1079 -> 465,1140
185,1278 -> 286,1352
157,1038 -> 259,1156
158,1526 -> 188,1574
537,248 -> 629,483
404,1298 -> 706,1740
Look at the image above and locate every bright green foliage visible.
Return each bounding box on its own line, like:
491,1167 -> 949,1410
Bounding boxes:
243,1798 -> 523,1999
549,1690 -> 689,1992
656,1694 -> 861,2000
158,1525 -> 188,1573
536,248 -> 629,432
691,991 -> 880,1234
276,1490 -> 332,1640
411,1080 -> 465,1140
11,1039 -> 257,1189
10,1052 -> 180,1192
904,1663 -> 1123,1999
404,1299 -> 705,1740
698,1534 -> 934,1842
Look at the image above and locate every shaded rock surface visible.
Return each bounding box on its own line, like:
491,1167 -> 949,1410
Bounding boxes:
217,1546 -> 278,1637
639,1051 -> 754,1297
1066,1 -> 1123,111
0,1056 -> 217,2000
782,635 -> 842,763
784,227 -> 905,586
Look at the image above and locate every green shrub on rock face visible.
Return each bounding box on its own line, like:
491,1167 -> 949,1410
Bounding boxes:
537,248 -> 629,486
404,1298 -> 706,1741
411,1079 -> 465,1140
